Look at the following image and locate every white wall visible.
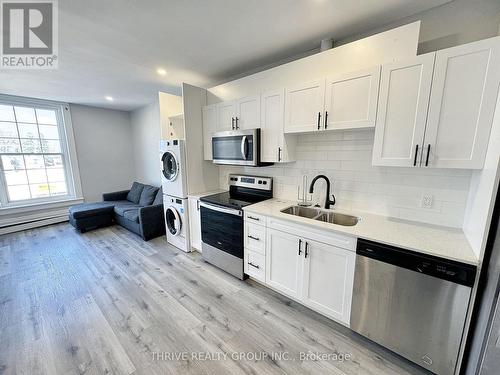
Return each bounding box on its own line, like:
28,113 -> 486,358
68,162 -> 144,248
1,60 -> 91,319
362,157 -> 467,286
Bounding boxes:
130,101 -> 162,187
219,129 -> 471,228
70,104 -> 135,201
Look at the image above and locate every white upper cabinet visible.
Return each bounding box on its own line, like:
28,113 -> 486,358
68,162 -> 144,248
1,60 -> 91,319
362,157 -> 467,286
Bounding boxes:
372,53 -> 435,167
373,38 -> 500,169
216,100 -> 236,131
301,238 -> 355,325
260,89 -> 296,163
423,39 -> 500,169
202,104 -> 217,160
235,95 -> 261,130
324,66 -> 381,130
284,79 -> 325,133
266,228 -> 302,299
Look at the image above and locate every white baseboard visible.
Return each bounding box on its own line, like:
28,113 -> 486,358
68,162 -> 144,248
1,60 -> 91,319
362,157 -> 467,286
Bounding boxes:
0,216 -> 69,235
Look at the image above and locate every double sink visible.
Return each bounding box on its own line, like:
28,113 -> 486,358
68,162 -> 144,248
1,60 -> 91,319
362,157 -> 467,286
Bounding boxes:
281,206 -> 360,226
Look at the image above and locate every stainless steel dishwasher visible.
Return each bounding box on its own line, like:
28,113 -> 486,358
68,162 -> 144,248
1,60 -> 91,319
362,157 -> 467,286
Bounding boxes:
351,239 -> 476,375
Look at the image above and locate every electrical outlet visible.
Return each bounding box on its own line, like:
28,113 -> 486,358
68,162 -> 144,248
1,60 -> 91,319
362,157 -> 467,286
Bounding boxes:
421,194 -> 434,209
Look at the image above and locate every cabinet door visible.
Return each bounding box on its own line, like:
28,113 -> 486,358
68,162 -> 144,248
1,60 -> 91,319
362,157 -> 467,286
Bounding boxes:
424,39 -> 500,169
188,198 -> 202,251
235,95 -> 260,130
324,66 -> 380,130
266,229 -> 303,299
301,239 -> 355,325
284,79 -> 325,133
372,53 -> 435,167
261,89 -> 284,162
202,104 -> 217,160
216,101 -> 236,131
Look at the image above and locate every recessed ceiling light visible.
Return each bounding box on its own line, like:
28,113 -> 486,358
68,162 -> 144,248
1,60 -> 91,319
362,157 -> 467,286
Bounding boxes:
157,68 -> 167,76
105,96 -> 114,102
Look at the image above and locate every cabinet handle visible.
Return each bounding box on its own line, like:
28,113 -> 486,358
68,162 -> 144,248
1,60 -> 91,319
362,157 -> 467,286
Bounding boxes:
235,117 -> 239,129
305,242 -> 309,258
413,144 -> 419,167
231,117 -> 235,130
248,262 -> 260,269
298,239 -> 302,255
196,200 -> 200,211
278,147 -> 282,162
317,112 -> 321,130
425,144 -> 431,167
247,215 -> 260,221
324,111 -> 328,129
248,235 -> 260,241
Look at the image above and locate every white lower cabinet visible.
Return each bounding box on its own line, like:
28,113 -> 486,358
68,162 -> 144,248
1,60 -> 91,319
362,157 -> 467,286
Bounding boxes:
301,238 -> 355,324
244,213 -> 356,326
188,197 -> 202,251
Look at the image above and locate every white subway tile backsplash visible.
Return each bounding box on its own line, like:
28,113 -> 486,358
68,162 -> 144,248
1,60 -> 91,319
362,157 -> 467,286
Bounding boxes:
219,129 -> 471,228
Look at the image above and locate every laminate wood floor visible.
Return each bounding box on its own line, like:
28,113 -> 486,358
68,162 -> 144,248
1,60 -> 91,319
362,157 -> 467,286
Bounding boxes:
0,223 -> 428,375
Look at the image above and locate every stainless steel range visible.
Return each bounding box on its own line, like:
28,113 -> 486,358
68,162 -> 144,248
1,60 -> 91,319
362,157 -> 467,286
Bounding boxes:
200,174 -> 273,279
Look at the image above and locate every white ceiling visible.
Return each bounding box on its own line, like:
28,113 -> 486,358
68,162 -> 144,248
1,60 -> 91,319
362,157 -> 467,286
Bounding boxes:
0,0 -> 451,111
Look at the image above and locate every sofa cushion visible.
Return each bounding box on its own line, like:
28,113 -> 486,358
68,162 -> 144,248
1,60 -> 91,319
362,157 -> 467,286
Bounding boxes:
139,185 -> 159,206
123,209 -> 140,223
126,182 -> 144,203
152,187 -> 163,206
114,203 -> 142,216
69,202 -> 114,219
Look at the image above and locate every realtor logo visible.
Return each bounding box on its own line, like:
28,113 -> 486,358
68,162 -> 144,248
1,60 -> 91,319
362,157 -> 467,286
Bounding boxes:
1,0 -> 58,68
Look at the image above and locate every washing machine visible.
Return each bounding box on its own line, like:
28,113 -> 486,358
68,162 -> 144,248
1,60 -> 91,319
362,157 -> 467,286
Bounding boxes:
160,139 -> 187,199
164,194 -> 191,252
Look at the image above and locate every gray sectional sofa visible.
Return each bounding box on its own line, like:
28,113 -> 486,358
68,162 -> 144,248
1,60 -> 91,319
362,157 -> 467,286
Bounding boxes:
69,182 -> 165,241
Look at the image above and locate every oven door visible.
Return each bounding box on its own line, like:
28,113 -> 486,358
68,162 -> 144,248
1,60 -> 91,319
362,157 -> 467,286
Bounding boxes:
212,129 -> 257,166
200,202 -> 243,259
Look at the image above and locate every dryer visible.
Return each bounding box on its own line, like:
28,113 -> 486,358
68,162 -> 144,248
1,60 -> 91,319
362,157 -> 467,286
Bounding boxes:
164,194 -> 191,252
160,139 -> 187,198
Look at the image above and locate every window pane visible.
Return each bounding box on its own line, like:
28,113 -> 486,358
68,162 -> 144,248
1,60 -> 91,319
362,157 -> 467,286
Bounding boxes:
27,169 -> 47,184
20,138 -> 42,153
0,122 -> 18,138
38,124 -> 59,139
5,170 -> 28,185
0,105 -> 15,122
41,139 -> 61,153
1,155 -> 25,170
30,183 -> 50,198
8,185 -> 30,201
14,106 -> 36,123
47,168 -> 65,182
25,155 -> 45,169
35,109 -> 57,125
0,138 -> 21,153
44,155 -> 63,168
18,123 -> 39,138
49,182 -> 67,195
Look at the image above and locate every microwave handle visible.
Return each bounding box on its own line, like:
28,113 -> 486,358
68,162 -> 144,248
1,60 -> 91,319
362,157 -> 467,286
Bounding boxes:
241,136 -> 248,160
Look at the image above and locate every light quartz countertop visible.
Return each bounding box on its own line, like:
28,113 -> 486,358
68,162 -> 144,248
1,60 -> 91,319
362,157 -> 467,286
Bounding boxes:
187,190 -> 225,199
244,198 -> 478,266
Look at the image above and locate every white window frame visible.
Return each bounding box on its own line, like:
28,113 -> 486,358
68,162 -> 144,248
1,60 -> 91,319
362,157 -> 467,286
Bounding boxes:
0,94 -> 83,209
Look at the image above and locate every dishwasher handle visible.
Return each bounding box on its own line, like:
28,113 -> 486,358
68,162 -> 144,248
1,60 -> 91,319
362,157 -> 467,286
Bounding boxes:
356,239 -> 476,287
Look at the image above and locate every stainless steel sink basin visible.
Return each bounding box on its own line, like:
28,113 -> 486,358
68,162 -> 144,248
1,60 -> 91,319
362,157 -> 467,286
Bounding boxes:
280,205 -> 360,226
280,206 -> 321,219
315,212 -> 360,226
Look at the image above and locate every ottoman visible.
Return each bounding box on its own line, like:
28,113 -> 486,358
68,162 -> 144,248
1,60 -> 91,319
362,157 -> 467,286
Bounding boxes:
68,202 -> 115,233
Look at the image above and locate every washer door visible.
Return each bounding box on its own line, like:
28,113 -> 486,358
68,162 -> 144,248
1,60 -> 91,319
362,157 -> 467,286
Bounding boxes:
165,206 -> 182,236
162,151 -> 178,181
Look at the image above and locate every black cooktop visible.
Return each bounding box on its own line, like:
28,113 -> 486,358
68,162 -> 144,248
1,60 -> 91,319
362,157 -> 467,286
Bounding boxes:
200,191 -> 269,210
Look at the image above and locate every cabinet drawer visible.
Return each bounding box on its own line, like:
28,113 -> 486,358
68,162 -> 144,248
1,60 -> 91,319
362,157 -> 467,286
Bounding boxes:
244,250 -> 265,282
244,211 -> 267,226
244,223 -> 266,254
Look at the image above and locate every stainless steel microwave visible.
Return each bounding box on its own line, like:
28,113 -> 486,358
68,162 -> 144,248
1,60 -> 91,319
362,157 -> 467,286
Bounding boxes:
212,129 -> 268,166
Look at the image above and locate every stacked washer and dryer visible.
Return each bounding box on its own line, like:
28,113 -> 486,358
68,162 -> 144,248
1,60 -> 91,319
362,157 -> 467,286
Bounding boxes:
160,139 -> 190,252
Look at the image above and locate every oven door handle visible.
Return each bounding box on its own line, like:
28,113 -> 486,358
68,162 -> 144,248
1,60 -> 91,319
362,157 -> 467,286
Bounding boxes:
241,136 -> 248,160
199,202 -> 242,216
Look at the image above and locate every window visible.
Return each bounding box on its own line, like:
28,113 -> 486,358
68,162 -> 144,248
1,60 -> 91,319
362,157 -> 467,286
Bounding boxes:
0,97 -> 78,207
